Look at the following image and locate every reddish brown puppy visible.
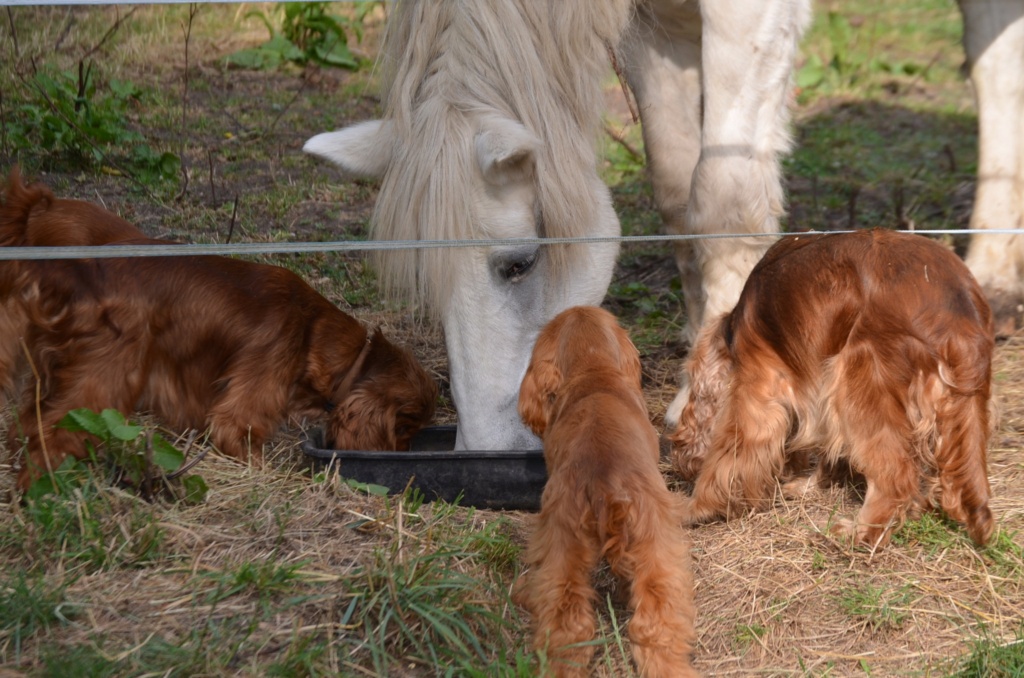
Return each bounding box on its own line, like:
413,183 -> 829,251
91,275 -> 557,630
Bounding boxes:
671,229 -> 995,549
517,306 -> 697,678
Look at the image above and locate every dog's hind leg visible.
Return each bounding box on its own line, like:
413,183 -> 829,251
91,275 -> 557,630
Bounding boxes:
13,350 -> 141,491
521,489 -> 601,678
830,343 -> 921,549
606,492 -> 698,678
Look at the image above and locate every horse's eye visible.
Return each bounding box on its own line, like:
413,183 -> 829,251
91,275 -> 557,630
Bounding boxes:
503,254 -> 536,282
493,247 -> 539,283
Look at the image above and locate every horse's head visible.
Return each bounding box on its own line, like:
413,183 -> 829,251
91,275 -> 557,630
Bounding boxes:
306,111 -> 619,450
304,1 -> 624,451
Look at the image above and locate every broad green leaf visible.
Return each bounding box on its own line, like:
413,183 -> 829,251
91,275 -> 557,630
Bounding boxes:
796,55 -> 826,89
345,478 -> 390,496
25,456 -> 83,500
182,475 -> 209,504
57,408 -> 108,437
101,409 -> 143,441
151,435 -> 184,472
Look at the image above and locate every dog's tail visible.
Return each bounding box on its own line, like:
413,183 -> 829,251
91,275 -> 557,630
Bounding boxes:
598,487 -> 698,676
934,335 -> 995,547
0,167 -> 53,247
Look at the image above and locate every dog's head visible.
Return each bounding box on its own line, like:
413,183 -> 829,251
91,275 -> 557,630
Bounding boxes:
323,329 -> 437,451
518,306 -> 641,436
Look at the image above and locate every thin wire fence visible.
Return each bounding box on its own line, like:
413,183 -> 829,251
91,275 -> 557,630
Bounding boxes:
1,229 -> 1021,261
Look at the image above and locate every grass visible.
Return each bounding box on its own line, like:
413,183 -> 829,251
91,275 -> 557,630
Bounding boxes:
955,625 -> 1024,677
1,0 -> 1024,675
837,581 -> 917,631
0,573 -> 72,653
1,476 -> 169,573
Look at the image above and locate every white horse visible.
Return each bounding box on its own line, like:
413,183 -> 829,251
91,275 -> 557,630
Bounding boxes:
306,0 -> 1022,451
306,0 -> 809,450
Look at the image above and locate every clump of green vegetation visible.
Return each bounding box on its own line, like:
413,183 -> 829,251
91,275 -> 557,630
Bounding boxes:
954,624 -> 1024,677
227,1 -> 380,71
23,407 -> 209,504
1,472 -> 167,572
837,582 -> 917,631
5,64 -> 179,181
0,573 -> 73,648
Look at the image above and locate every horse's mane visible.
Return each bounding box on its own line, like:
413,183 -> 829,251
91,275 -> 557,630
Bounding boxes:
372,0 -> 632,313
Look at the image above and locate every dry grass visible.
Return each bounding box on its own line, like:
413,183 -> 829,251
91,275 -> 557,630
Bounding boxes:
1,337 -> 1020,675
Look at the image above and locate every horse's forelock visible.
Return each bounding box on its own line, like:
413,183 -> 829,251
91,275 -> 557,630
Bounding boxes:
372,0 -> 633,312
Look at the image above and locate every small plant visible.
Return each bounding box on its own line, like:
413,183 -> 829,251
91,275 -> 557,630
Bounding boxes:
3,470 -> 167,571
981,529 -> 1024,580
735,623 -> 768,649
202,560 -> 306,606
227,2 -> 380,71
954,624 -> 1024,677
466,517 -> 521,575
0,573 -> 72,647
37,408 -> 209,504
7,65 -> 179,180
339,499 -> 524,676
837,582 -> 916,631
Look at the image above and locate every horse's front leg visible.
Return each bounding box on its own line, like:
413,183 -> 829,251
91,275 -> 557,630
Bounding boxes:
625,0 -> 810,341
690,0 -> 810,328
620,2 -> 704,339
960,0 -> 1024,336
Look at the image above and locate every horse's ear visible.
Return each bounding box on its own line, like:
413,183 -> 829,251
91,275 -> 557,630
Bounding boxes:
304,120 -> 394,178
475,117 -> 540,187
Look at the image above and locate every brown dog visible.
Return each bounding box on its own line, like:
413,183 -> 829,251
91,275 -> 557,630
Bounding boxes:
2,170 -> 437,491
517,307 -> 697,678
0,167 -> 162,401
670,229 -> 995,549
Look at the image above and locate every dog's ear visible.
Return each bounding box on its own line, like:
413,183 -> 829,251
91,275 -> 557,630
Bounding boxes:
668,313 -> 733,480
518,359 -> 562,436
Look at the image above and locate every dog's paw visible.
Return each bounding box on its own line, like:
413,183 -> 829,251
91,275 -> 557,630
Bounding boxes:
781,474 -> 819,500
828,518 -> 892,551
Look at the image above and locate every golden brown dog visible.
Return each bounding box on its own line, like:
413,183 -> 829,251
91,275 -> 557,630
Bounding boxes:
670,229 -> 995,549
517,306 -> 696,678
2,170 -> 437,491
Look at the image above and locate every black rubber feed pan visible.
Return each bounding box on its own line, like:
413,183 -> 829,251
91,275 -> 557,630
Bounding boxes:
303,426 -> 547,511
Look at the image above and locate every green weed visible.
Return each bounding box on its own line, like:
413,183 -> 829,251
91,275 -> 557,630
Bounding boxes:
2,476 -> 166,572
797,1 -> 963,102
265,633 -> 329,677
343,536 -> 519,674
735,622 -> 768,649
227,2 -> 380,71
465,517 -> 521,575
40,644 -> 119,678
954,624 -> 1024,677
890,511 -> 963,551
981,529 -> 1024,580
0,573 -> 72,652
837,582 -> 917,631
202,560 -> 306,606
26,407 -> 209,505
6,65 -> 178,181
